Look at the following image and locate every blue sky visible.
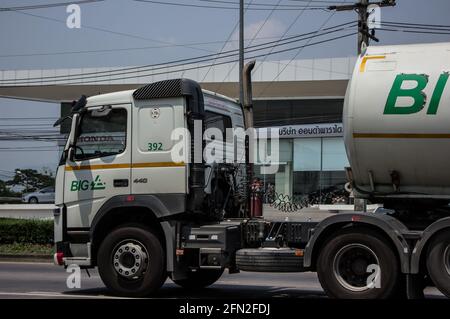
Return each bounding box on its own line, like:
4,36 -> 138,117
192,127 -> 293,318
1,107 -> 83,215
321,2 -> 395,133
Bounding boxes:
1,0 -> 450,177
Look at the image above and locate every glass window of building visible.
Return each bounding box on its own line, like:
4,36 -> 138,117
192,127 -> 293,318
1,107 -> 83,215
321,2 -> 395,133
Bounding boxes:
255,131 -> 350,205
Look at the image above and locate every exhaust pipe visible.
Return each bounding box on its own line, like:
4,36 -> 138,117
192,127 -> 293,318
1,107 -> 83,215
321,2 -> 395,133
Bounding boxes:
242,61 -> 257,217
243,60 -> 256,130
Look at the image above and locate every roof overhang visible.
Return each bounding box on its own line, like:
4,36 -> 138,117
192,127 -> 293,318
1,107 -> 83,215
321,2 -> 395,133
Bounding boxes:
0,80 -> 349,103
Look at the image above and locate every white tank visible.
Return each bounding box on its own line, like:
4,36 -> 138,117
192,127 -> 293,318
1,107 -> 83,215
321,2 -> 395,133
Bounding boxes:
344,42 -> 450,198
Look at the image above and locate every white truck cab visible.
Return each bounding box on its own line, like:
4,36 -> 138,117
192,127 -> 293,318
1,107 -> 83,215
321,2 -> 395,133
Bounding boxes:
54,79 -> 247,296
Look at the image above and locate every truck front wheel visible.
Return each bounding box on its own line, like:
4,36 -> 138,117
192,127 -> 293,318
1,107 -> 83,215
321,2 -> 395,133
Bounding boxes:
317,228 -> 399,299
172,269 -> 224,290
426,231 -> 450,298
97,226 -> 167,297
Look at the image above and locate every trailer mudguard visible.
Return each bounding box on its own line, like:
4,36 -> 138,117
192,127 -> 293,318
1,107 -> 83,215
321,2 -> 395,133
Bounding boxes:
410,216 -> 450,274
303,212 -> 411,273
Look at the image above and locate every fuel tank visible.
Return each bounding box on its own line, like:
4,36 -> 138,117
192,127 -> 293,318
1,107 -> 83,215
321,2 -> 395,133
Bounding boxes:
343,42 -> 450,198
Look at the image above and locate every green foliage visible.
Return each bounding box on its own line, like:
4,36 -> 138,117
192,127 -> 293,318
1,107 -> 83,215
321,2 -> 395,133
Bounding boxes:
0,243 -> 53,255
0,218 -> 53,245
6,169 -> 55,193
0,180 -> 19,197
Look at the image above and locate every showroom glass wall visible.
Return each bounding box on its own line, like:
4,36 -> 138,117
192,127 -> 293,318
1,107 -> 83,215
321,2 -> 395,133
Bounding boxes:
254,134 -> 349,204
253,99 -> 350,205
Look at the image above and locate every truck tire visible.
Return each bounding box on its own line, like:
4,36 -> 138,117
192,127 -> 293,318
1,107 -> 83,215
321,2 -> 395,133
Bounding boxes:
316,228 -> 399,299
236,248 -> 304,272
97,226 -> 167,297
172,269 -> 224,290
426,231 -> 450,298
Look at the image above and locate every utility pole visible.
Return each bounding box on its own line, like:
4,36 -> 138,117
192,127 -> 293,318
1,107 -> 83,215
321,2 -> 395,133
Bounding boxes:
328,0 -> 396,54
358,0 -> 369,55
239,0 -> 244,106
329,0 -> 395,211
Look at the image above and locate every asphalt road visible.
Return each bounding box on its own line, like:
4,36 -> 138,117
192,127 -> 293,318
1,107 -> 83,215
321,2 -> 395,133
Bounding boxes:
0,261 -> 445,299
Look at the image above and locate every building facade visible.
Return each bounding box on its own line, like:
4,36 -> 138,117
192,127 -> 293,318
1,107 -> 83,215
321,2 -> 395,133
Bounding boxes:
253,98 -> 349,204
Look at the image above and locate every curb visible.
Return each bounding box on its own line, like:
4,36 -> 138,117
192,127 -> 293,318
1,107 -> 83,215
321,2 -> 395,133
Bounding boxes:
0,254 -> 52,263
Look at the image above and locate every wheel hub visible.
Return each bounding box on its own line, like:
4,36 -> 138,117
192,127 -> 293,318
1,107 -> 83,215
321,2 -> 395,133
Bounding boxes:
113,241 -> 148,279
333,243 -> 380,292
444,245 -> 450,276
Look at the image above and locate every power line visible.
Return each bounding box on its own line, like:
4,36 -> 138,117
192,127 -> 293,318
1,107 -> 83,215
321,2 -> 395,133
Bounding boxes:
2,19 -> 445,60
132,0 -> 329,10
0,0 -> 104,12
289,0 -> 345,3
327,0 -> 396,54
10,10 -> 214,54
379,28 -> 450,36
200,0 -> 331,8
2,30 -> 354,86
200,0 -> 254,82
0,23 -> 355,84
217,0 -> 283,85
54,32 -> 358,84
382,21 -> 450,29
2,26 -> 347,82
250,0 -> 318,77
0,32 -> 356,86
381,22 -> 450,32
256,5 -> 341,97
0,35 -> 288,59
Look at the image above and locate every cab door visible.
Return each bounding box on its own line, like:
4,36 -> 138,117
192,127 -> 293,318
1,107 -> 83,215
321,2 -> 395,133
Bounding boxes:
63,104 -> 131,229
131,98 -> 187,196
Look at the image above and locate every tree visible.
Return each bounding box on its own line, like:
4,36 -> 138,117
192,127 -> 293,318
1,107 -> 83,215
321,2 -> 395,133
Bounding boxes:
6,169 -> 55,193
0,179 -> 18,197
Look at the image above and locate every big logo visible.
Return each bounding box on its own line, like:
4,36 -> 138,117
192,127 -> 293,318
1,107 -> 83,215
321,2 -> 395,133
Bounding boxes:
384,72 -> 449,115
70,175 -> 106,192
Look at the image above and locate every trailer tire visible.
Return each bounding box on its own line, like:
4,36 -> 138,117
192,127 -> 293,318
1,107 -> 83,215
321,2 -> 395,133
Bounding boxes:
236,248 -> 304,272
317,228 -> 399,299
426,231 -> 450,298
172,269 -> 224,290
97,226 -> 167,297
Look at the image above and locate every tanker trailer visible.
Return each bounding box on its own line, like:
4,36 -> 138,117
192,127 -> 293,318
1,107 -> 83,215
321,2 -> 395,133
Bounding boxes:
304,42 -> 450,299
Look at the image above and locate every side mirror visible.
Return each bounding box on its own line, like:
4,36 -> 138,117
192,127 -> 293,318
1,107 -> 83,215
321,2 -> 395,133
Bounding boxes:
65,113 -> 80,163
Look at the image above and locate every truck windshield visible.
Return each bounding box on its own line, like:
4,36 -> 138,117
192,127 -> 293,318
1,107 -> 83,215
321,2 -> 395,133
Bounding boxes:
73,108 -> 127,161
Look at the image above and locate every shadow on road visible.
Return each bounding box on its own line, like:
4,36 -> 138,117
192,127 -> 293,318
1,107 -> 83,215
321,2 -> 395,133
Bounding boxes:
61,282 -> 326,299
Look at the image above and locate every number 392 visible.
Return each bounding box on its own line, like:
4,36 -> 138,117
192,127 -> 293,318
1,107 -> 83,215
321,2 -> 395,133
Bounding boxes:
148,142 -> 163,151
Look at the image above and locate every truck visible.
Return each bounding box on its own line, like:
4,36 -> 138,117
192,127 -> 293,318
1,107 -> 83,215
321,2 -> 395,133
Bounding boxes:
53,42 -> 450,299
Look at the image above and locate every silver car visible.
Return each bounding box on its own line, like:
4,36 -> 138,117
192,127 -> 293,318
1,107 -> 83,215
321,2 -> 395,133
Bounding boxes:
22,186 -> 55,204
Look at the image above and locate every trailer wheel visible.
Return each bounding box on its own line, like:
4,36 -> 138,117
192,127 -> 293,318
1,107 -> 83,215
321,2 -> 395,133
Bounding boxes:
426,231 -> 450,298
172,269 -> 224,290
97,226 -> 167,297
317,228 -> 399,299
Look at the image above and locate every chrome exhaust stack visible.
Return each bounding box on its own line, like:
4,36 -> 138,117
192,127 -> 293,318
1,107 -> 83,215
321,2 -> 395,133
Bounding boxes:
242,60 -> 256,217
